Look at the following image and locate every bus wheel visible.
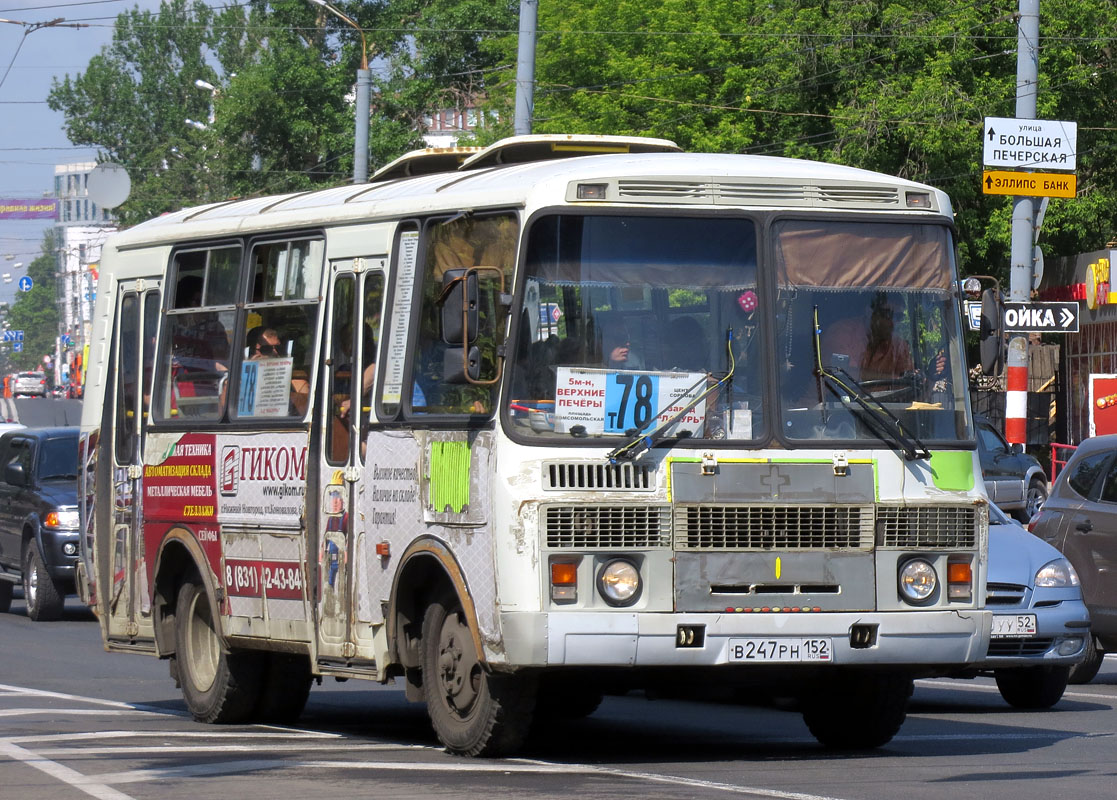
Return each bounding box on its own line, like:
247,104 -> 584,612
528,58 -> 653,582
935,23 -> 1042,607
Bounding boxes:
535,675 -> 604,720
174,579 -> 262,723
422,593 -> 535,756
255,653 -> 313,724
802,670 -> 912,749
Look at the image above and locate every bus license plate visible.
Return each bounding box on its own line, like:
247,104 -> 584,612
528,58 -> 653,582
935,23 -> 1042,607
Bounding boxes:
729,638 -> 832,662
991,614 -> 1037,638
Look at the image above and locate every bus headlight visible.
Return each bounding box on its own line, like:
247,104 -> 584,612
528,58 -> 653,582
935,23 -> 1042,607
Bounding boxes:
597,558 -> 641,606
898,558 -> 937,604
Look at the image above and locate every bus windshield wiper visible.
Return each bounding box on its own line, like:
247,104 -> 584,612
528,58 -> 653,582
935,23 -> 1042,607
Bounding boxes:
812,307 -> 930,461
607,328 -> 738,462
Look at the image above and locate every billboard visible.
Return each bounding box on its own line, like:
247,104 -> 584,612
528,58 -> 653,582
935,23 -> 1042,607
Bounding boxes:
1089,374 -> 1117,436
0,199 -> 59,220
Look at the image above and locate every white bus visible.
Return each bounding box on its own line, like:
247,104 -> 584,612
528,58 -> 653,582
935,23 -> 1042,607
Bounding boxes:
79,134 -> 991,756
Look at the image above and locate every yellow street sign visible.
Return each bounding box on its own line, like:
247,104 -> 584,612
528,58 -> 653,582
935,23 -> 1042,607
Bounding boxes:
982,170 -> 1076,198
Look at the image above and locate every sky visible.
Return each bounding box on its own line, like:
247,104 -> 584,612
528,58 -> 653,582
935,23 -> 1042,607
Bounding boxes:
0,0 -> 161,303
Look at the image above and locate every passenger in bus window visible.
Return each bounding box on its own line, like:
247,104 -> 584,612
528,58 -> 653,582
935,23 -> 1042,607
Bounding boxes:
823,295 -> 913,382
248,326 -> 283,359
245,325 -> 310,415
600,320 -> 644,370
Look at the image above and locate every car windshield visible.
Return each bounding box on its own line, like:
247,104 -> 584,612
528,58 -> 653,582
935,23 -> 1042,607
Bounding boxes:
38,436 -> 78,479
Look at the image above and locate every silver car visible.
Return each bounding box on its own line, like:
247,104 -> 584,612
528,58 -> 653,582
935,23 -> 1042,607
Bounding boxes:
947,503 -> 1090,708
12,371 -> 47,397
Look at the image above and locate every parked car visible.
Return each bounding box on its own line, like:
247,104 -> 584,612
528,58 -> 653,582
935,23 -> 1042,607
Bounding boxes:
1029,433 -> 1117,683
976,415 -> 1048,522
946,503 -> 1089,707
12,371 -> 48,398
0,427 -> 80,620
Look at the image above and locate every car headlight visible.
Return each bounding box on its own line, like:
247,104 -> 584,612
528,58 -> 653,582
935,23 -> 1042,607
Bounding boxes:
899,558 -> 938,604
44,510 -> 80,529
596,558 -> 641,606
1035,558 -> 1080,588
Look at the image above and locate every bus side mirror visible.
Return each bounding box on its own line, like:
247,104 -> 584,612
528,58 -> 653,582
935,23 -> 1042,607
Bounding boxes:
443,346 -> 481,384
979,287 -> 1004,375
440,269 -> 478,345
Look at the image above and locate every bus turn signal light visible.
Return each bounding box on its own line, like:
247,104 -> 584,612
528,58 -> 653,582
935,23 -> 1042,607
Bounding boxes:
947,560 -> 972,601
550,562 -> 577,603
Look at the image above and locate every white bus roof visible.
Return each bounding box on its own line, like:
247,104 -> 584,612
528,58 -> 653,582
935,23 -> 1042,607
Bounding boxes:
107,137 -> 951,250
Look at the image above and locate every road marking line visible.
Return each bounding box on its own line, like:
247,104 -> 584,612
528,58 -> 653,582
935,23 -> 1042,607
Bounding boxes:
34,743 -> 433,756
0,709 -> 148,718
0,683 -> 143,709
8,729 -> 345,744
917,678 -> 1117,704
0,740 -> 136,800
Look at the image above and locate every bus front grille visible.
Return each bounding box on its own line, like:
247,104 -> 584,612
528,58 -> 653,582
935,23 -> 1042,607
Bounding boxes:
543,461 -> 654,491
544,505 -> 671,549
673,505 -> 875,551
876,506 -> 977,548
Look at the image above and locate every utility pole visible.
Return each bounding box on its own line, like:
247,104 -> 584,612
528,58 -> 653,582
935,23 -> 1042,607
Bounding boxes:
1005,0 -> 1040,445
514,0 -> 538,135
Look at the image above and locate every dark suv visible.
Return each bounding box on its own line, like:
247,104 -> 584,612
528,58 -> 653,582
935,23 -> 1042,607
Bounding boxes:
976,415 -> 1048,522
0,427 -> 80,620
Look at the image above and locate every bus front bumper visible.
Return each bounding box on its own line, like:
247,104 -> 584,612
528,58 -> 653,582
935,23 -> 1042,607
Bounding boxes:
498,609 -> 993,669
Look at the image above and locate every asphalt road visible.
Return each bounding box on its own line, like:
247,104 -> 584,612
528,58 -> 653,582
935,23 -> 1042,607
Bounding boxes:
0,396 -> 82,427
3,592 -> 1117,800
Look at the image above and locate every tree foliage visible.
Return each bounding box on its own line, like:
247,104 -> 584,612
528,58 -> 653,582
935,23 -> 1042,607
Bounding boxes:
45,0 -> 1117,282
480,0 -> 1117,275
4,232 -> 61,372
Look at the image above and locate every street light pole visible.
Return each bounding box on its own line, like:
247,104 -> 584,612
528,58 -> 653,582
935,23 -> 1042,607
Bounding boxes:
307,0 -> 370,183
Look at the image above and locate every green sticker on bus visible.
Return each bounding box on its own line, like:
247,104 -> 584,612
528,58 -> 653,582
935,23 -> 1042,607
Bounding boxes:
929,450 -> 974,492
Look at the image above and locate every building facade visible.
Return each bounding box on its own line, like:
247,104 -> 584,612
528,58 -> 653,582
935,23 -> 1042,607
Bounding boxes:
53,162 -> 116,387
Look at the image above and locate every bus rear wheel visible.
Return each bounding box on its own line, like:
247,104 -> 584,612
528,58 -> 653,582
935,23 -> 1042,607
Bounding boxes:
802,670 -> 912,749
422,593 -> 535,756
255,652 -> 313,724
174,578 -> 262,723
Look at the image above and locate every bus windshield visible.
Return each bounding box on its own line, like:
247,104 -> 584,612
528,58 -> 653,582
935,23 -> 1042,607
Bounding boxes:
508,214 -> 763,442
775,219 -> 971,444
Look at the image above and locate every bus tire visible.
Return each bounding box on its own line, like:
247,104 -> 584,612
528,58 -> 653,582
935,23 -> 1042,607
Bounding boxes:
994,666 -> 1070,709
534,676 -> 604,721
0,580 -> 12,613
802,670 -> 912,749
255,652 -> 313,724
23,544 -> 65,621
174,579 -> 262,723
422,593 -> 535,756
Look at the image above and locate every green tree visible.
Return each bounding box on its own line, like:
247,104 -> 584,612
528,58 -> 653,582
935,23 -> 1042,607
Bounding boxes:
480,0 -> 1117,274
6,232 -> 61,372
47,0 -> 221,226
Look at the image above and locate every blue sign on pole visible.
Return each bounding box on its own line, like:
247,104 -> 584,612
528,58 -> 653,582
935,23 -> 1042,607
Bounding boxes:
13,342 -> 22,353
17,276 -> 33,292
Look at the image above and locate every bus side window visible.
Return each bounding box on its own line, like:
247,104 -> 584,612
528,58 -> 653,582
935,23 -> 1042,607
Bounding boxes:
235,238 -> 323,420
411,213 -> 516,415
155,245 -> 241,422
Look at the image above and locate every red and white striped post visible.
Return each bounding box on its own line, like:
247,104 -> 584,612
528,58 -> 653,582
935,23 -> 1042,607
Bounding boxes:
1005,336 -> 1028,443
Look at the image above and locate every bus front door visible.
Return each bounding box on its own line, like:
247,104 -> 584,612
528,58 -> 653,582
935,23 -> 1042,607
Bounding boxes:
315,266 -> 383,666
103,281 -> 160,648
